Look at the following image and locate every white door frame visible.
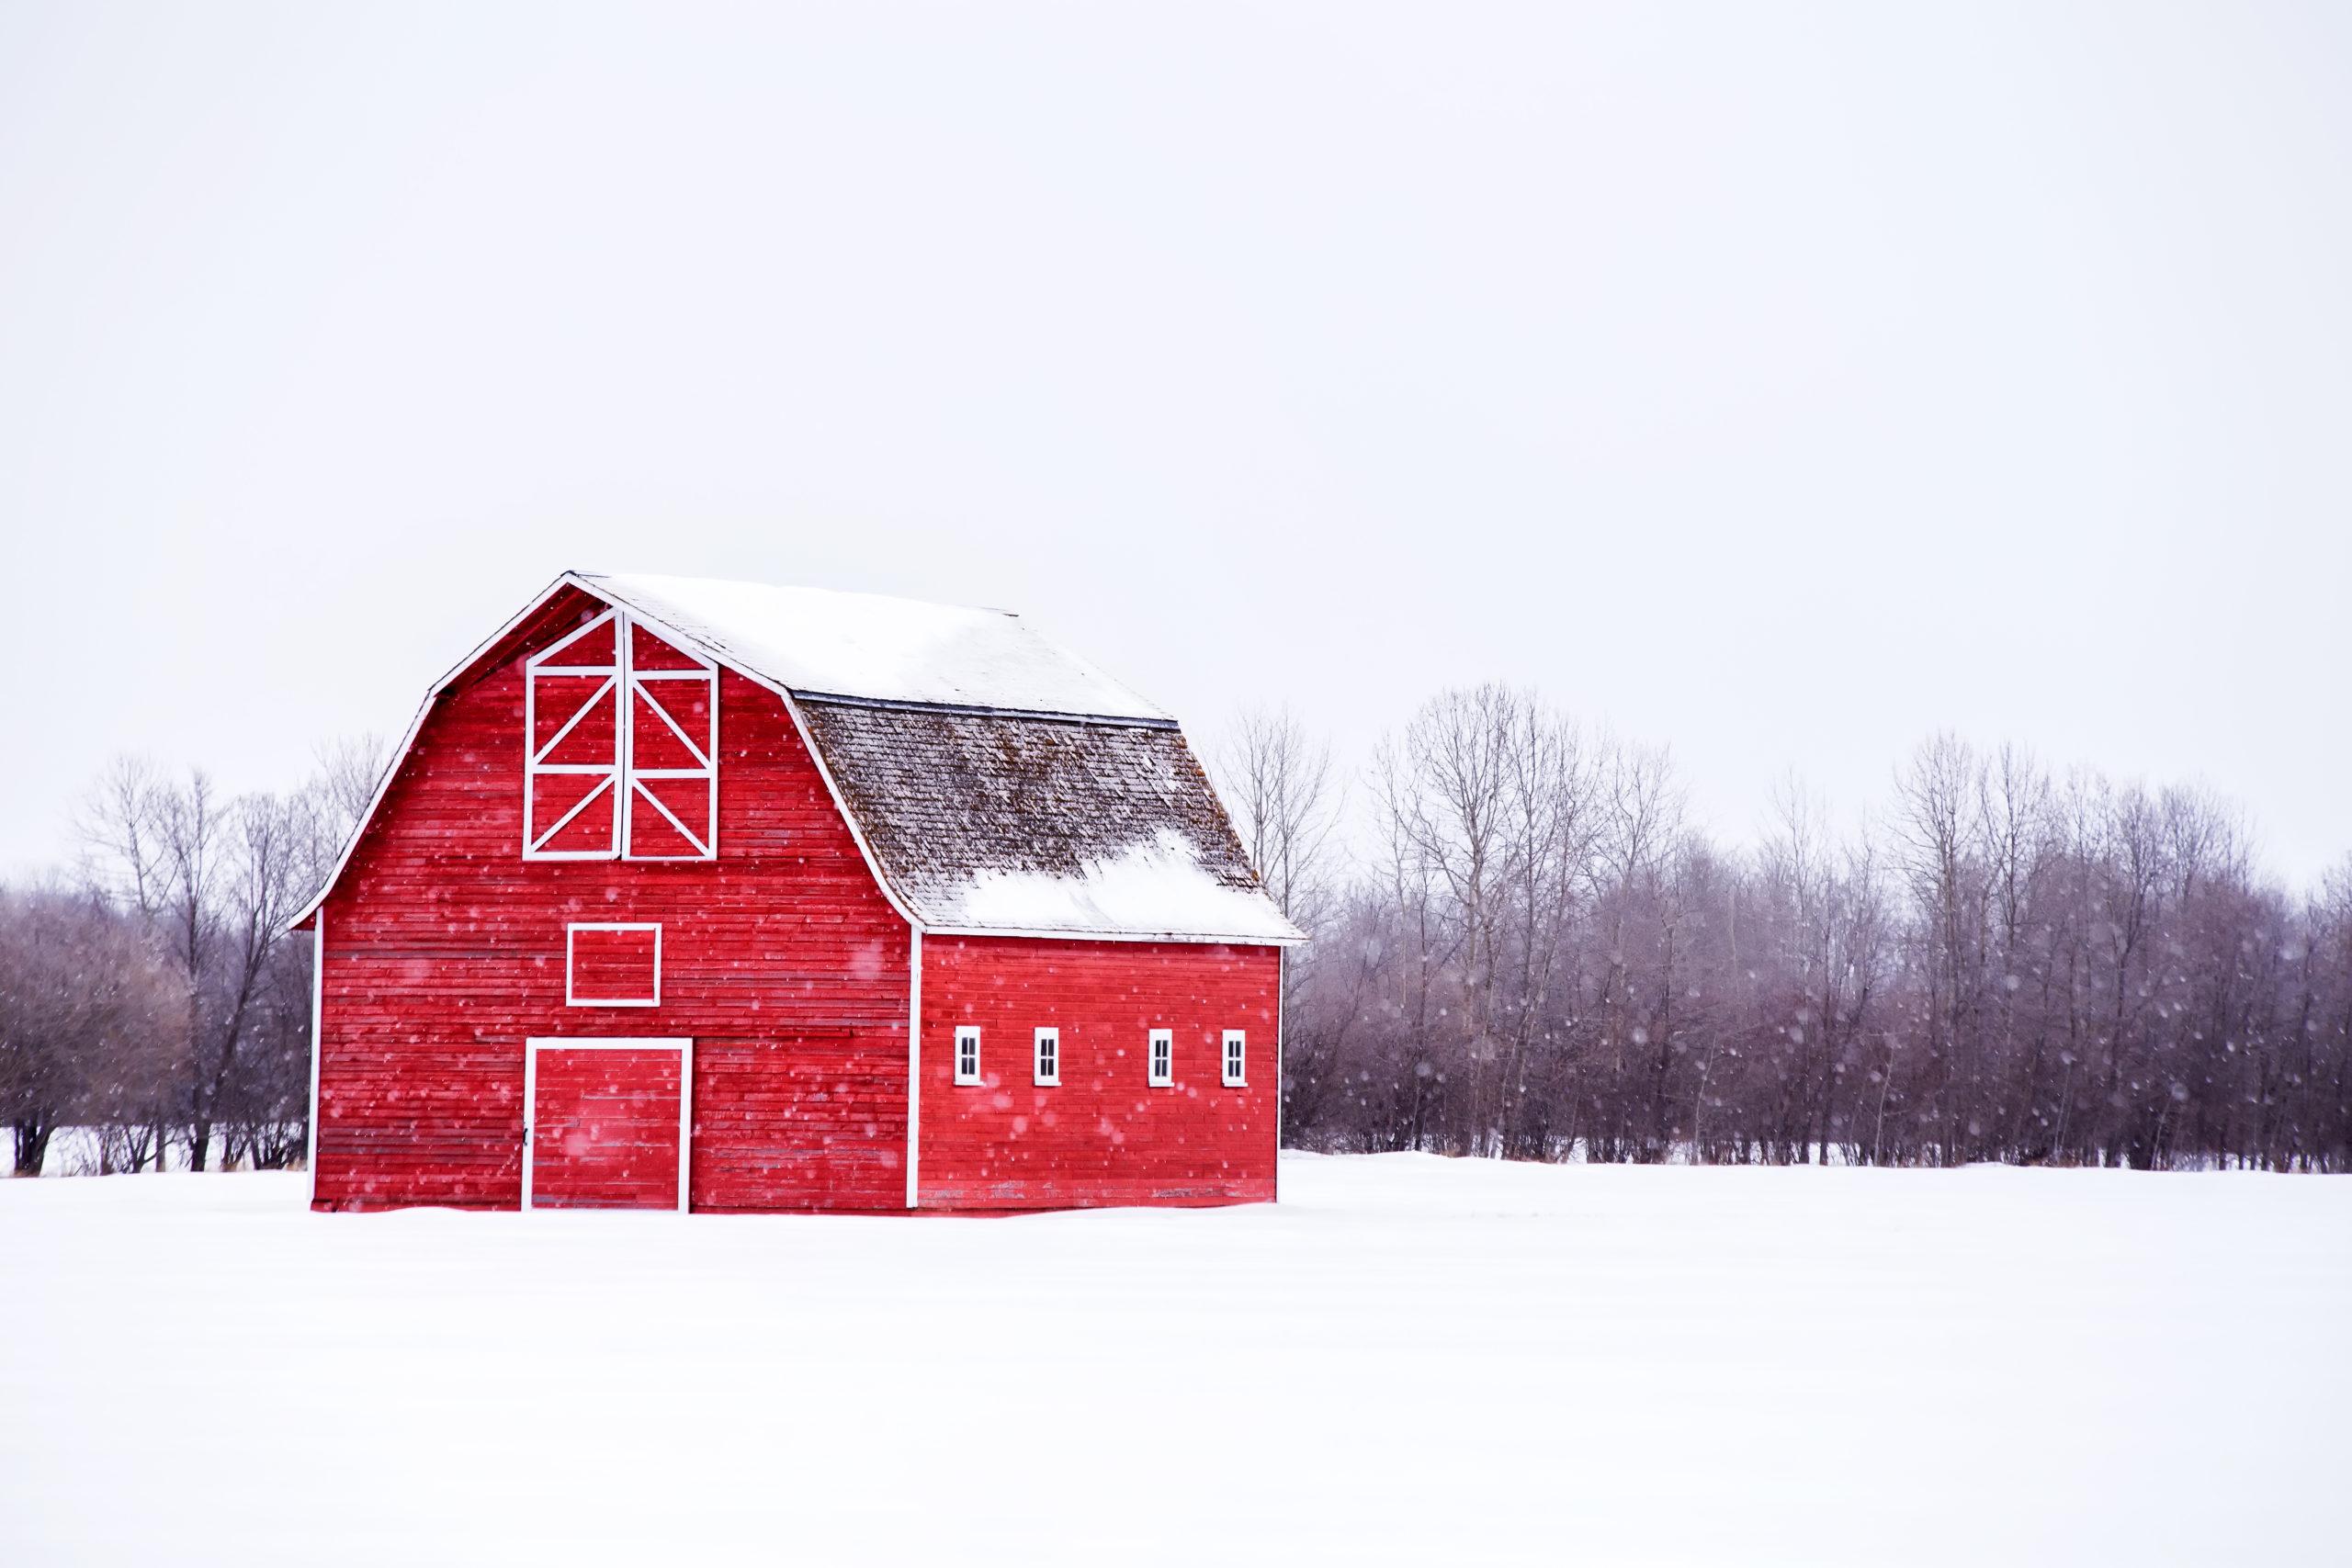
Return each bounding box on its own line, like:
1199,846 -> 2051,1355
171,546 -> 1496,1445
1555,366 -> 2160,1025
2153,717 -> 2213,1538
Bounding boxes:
522,1037 -> 694,1213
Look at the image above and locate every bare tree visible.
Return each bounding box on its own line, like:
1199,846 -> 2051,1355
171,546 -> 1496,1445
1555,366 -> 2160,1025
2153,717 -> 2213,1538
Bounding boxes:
0,887 -> 183,1175
1213,708 -> 1346,1145
77,764 -> 319,1169
1215,708 -> 1339,931
300,733 -> 390,899
1594,739 -> 1685,1163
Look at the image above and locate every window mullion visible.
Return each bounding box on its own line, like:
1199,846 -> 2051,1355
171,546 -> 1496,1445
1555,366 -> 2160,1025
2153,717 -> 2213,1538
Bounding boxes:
616,611 -> 634,858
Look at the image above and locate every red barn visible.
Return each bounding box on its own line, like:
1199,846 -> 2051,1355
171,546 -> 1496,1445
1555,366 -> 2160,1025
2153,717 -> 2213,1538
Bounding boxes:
290,572 -> 1303,1213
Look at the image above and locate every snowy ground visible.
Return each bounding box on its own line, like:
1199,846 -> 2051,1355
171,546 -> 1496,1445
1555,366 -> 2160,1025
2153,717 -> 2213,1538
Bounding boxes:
3,1156 -> 2345,1566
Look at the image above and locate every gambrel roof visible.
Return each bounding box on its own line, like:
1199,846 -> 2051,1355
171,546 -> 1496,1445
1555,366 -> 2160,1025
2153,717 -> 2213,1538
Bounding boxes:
292,571 -> 1303,946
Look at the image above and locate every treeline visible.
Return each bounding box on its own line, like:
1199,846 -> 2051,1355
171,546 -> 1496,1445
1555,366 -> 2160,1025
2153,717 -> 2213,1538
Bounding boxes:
0,744 -> 380,1176
1218,691 -> 2352,1172
10,702 -> 2346,1179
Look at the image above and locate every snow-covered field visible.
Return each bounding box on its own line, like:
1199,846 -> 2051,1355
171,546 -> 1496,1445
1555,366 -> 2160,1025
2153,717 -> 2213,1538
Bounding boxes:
3,1156 -> 2344,1566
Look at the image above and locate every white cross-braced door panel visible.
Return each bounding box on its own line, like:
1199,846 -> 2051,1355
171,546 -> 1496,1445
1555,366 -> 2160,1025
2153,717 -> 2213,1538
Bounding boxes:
523,610 -> 718,862
525,611 -> 623,857
622,618 -> 717,859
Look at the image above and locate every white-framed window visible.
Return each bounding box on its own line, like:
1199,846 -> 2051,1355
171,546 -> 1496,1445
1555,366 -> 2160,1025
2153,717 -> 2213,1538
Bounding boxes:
1148,1028 -> 1173,1088
1034,1027 -> 1060,1087
1222,1029 -> 1247,1087
565,922 -> 662,1008
954,1025 -> 982,1086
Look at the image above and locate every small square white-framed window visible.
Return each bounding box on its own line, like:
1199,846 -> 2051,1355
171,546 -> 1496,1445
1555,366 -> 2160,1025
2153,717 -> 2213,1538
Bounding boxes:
565,922 -> 662,1008
1148,1028 -> 1173,1088
1222,1029 -> 1247,1087
1034,1027 -> 1060,1087
954,1025 -> 981,1086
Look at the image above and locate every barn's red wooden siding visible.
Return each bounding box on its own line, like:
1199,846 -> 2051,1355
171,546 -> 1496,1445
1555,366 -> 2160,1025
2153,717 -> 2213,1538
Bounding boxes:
313,587 -> 913,1213
918,937 -> 1280,1209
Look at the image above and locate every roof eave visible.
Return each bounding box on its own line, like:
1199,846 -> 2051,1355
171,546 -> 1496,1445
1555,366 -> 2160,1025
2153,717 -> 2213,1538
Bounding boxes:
787,689 -> 1178,730
918,922 -> 1309,948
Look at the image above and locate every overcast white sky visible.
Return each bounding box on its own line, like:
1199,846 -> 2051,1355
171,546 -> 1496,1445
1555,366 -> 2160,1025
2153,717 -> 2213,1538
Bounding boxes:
3,3 -> 2346,886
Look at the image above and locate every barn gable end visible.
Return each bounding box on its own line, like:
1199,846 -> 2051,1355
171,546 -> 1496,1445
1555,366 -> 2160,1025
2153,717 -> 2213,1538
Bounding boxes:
310,588 -> 914,1212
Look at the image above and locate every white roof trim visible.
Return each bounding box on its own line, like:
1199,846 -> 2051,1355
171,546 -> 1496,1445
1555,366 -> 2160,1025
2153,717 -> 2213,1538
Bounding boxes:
288,574 -> 582,930
785,689 -> 1178,730
921,923 -> 1306,948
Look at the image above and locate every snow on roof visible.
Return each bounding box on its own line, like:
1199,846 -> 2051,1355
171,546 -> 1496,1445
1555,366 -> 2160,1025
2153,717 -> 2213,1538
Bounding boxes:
797,702 -> 1305,944
579,571 -> 1169,721
944,830 -> 1302,943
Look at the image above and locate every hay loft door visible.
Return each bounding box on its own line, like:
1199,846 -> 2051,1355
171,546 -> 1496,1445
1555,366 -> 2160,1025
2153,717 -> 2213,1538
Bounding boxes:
524,609 -> 718,861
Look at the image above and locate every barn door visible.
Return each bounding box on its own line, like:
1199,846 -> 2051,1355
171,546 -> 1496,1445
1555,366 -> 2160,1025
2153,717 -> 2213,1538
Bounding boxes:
522,1039 -> 694,1211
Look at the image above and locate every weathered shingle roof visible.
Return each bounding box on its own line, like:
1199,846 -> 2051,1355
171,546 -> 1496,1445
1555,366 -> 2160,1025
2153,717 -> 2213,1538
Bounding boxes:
797,701 -> 1304,944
